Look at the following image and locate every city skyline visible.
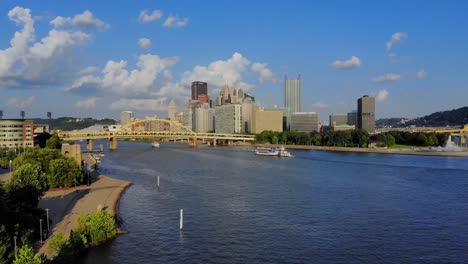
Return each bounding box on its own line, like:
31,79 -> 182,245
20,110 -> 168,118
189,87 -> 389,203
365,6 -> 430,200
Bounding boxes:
1,1 -> 468,122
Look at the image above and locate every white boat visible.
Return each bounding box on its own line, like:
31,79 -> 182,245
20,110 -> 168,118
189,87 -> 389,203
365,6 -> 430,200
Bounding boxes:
255,147 -> 279,156
151,142 -> 160,148
255,146 -> 293,157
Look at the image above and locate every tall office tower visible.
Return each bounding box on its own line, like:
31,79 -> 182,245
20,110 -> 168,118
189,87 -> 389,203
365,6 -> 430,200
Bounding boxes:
168,99 -> 178,120
347,111 -> 357,126
329,113 -> 348,126
284,74 -> 301,113
192,103 -> 212,133
120,111 -> 134,126
191,81 -> 208,100
357,95 -> 375,133
214,104 -> 242,133
182,107 -> 193,130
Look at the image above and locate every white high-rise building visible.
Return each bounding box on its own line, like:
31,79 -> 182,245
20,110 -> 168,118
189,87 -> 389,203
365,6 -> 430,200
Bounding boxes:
182,107 -> 193,130
214,104 -> 242,133
193,103 -> 213,133
168,99 -> 178,121
120,111 -> 134,126
284,74 -> 301,113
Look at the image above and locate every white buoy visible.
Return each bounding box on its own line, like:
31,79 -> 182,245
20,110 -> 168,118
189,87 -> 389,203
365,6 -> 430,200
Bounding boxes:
157,176 -> 160,187
180,209 -> 184,230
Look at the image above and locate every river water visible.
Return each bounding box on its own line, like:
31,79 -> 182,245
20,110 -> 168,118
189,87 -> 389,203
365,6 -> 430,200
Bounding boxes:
82,141 -> 467,263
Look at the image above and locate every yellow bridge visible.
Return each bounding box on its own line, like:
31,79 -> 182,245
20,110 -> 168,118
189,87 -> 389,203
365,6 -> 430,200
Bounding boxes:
58,118 -> 256,150
433,124 -> 468,146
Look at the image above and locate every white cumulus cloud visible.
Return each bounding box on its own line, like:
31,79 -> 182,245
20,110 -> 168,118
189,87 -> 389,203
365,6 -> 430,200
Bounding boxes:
76,97 -> 98,109
251,62 -> 276,83
7,96 -> 35,109
79,66 -> 100,76
386,32 -> 408,51
332,56 -> 362,69
50,10 -> 109,29
416,69 -> 427,79
138,38 -> 152,49
375,89 -> 389,102
370,73 -> 401,83
138,9 -> 163,23
111,98 -> 168,111
311,101 -> 329,109
0,6 -> 91,88
163,15 -> 188,28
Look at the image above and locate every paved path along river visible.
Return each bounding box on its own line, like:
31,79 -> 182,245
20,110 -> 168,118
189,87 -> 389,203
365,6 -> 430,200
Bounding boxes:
82,141 -> 468,263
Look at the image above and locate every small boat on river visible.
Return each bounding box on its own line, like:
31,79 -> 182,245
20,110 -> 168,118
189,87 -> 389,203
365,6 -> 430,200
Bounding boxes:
255,146 -> 293,157
151,142 -> 160,148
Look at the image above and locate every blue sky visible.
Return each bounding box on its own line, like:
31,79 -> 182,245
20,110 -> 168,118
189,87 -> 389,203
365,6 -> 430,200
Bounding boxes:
1,0 -> 467,122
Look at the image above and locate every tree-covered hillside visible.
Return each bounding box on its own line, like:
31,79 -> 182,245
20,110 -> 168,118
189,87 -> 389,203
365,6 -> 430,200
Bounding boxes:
377,106 -> 468,128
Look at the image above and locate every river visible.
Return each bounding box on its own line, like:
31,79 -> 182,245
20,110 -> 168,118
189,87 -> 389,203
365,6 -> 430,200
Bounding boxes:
82,141 -> 467,263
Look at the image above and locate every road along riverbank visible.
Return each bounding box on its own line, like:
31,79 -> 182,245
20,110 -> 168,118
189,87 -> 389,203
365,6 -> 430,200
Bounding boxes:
38,175 -> 131,258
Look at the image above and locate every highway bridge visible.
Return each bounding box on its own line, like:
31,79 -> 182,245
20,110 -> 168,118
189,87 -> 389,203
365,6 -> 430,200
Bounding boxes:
58,118 -> 256,150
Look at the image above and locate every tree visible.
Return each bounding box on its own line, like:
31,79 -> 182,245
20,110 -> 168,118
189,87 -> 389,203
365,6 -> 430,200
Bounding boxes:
46,132 -> 62,149
415,133 -> 429,146
0,225 -> 13,264
271,136 -> 279,145
48,158 -> 83,188
4,164 -> 47,210
13,244 -> 42,264
87,210 -> 116,246
47,232 -> 68,255
385,134 -> 396,147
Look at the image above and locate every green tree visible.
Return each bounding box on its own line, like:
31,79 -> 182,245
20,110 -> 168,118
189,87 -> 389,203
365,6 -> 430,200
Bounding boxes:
385,134 -> 396,147
0,225 -> 13,264
415,133 -> 429,146
271,136 -> 279,145
13,244 -> 42,264
4,164 -> 47,210
87,210 -> 116,246
46,132 -> 62,149
47,232 -> 69,255
48,158 -> 83,188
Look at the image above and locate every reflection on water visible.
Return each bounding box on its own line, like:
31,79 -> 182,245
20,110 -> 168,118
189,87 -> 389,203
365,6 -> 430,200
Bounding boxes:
82,141 -> 468,263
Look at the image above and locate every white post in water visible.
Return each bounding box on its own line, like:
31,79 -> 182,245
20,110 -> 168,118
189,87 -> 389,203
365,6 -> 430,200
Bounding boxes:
179,209 -> 184,230
157,176 -> 160,187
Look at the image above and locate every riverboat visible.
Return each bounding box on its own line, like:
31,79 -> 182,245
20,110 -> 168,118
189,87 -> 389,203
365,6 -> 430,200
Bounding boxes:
151,142 -> 160,148
255,146 -> 293,157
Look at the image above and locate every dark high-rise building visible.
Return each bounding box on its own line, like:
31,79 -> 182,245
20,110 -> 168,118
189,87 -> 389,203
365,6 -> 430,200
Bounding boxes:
347,111 -> 357,126
357,95 -> 375,133
191,81 -> 208,100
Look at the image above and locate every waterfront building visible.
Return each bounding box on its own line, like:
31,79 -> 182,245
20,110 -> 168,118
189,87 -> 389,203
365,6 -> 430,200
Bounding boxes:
120,111 -> 134,126
61,143 -> 82,165
347,111 -> 357,126
284,74 -> 301,113
34,124 -> 50,134
290,112 -> 319,132
265,106 -> 291,131
168,99 -> 178,121
175,112 -> 184,124
214,104 -> 242,133
0,119 -> 34,149
333,124 -> 355,131
241,97 -> 257,133
329,114 -> 348,126
193,103 -> 213,133
251,109 -> 283,134
357,95 -> 375,133
182,107 -> 193,130
191,81 -> 208,100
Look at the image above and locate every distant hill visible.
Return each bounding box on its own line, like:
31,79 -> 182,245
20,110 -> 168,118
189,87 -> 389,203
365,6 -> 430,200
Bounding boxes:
377,106 -> 468,128
32,117 -> 116,131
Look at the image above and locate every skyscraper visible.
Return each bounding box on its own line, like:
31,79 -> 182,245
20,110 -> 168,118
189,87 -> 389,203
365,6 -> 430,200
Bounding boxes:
120,111 -> 134,126
357,95 -> 375,133
284,74 -> 301,113
191,81 -> 208,100
168,99 -> 178,120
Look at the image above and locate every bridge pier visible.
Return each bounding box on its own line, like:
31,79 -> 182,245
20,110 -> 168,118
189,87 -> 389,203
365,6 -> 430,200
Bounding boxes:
86,139 -> 94,151
213,139 -> 217,146
109,137 -> 118,150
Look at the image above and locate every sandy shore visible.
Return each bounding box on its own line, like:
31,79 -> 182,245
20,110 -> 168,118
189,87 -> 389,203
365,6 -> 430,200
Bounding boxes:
253,144 -> 468,157
38,175 -> 131,258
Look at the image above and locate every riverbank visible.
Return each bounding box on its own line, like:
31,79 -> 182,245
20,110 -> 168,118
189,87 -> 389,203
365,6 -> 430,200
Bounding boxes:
38,175 -> 131,258
253,144 -> 468,157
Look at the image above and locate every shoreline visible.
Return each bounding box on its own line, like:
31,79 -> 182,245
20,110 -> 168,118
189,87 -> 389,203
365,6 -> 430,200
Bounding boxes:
251,144 -> 468,157
38,175 -> 131,258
